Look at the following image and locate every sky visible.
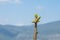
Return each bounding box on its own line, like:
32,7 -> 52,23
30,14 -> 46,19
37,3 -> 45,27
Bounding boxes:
0,0 -> 60,26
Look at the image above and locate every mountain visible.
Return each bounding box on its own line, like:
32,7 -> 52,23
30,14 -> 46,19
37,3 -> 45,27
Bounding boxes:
38,21 -> 60,35
0,21 -> 60,40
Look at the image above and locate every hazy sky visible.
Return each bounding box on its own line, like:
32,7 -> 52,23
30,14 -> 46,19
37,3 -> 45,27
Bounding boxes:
0,0 -> 60,26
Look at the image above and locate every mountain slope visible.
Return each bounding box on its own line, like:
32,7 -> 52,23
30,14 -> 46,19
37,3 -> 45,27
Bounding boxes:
0,21 -> 60,40
38,21 -> 60,35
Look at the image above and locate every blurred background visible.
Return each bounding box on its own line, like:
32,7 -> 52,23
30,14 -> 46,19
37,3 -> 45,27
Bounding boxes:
0,0 -> 60,40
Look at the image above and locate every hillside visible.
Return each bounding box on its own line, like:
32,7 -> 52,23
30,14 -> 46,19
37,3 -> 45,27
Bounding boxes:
0,21 -> 60,40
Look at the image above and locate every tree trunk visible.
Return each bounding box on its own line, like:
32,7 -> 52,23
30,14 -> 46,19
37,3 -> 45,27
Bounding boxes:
33,23 -> 37,40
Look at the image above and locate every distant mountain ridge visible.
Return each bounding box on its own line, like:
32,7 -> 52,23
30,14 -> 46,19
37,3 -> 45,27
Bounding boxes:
38,21 -> 60,35
0,21 -> 60,40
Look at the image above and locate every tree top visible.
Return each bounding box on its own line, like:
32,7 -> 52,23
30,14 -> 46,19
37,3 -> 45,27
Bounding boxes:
32,14 -> 41,23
